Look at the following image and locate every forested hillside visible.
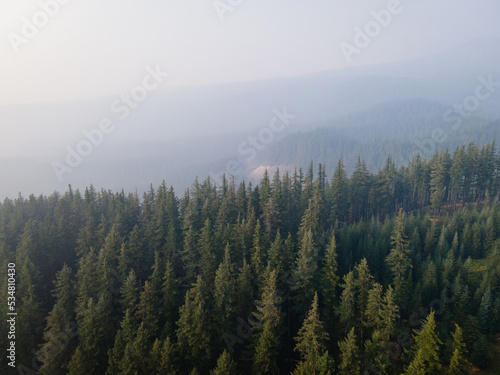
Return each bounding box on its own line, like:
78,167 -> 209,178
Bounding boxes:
1,141 -> 500,374
257,100 -> 500,177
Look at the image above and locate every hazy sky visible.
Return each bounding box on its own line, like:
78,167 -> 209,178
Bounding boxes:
1,0 -> 500,105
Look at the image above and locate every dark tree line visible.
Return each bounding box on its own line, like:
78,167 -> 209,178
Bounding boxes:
0,141 -> 499,374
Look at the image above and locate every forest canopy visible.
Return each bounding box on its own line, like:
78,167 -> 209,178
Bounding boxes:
0,140 -> 499,374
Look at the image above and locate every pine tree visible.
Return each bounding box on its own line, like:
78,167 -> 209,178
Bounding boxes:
380,285 -> 399,340
293,351 -> 335,375
119,224 -> 144,278
471,222 -> 483,259
298,181 -> 323,241
477,285 -> 492,334
461,224 -> 473,258
251,220 -> 266,287
430,151 -> 450,216
321,232 -> 339,322
422,258 -> 438,306
404,349 -> 426,375
68,293 -> 113,375
293,292 -> 329,374
291,229 -> 318,312
106,309 -> 135,375
211,350 -> 239,375
330,157 -> 349,224
100,224 -> 123,271
67,347 -> 87,375
214,243 -> 236,334
39,265 -> 77,375
338,327 -> 361,375
365,282 -> 384,331
446,324 -> 471,375
176,275 -> 211,370
349,156 -> 370,222
136,280 -> 159,337
406,311 -> 442,374
182,224 -> 199,283
120,269 -> 139,316
386,209 -> 412,308
263,170 -> 283,242
149,337 -> 176,374
161,260 -> 179,337
364,329 -> 390,375
17,256 -> 43,366
354,258 -> 374,346
338,271 -> 356,334
252,269 -> 282,375
484,215 -> 496,254
268,230 -> 284,277
450,145 -> 466,206
74,248 -> 107,319
236,259 -> 255,319
120,322 -> 151,374
198,218 -> 217,289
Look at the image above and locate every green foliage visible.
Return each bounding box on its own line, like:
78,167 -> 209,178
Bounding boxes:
211,350 -> 239,375
293,292 -> 329,373
39,265 -> 77,375
406,311 -> 442,374
1,140 -> 499,374
386,209 -> 412,306
338,327 -> 361,375
446,324 -> 471,375
214,243 -> 236,334
176,275 -> 211,370
252,269 -> 282,375
338,271 -> 356,334
149,337 -> 176,374
404,349 -> 426,375
291,229 -> 319,311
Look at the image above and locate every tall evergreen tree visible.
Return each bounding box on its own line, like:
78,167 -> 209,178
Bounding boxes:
214,243 -> 236,335
293,292 -> 330,374
446,324 -> 471,375
211,350 -> 239,375
39,265 -> 77,375
68,294 -> 113,375
338,327 -> 361,375
354,258 -> 374,346
176,275 -> 212,371
149,337 -> 176,374
386,209 -> 412,309
106,309 -> 135,375
136,280 -> 160,337
161,260 -> 179,337
321,232 -> 339,310
17,256 -> 44,366
330,157 -> 349,224
291,229 -> 319,312
338,271 -> 356,334
120,268 -> 139,316
252,269 -> 282,375
405,311 -> 442,374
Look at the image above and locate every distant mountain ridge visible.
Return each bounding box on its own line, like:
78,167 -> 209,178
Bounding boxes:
1,38 -> 500,198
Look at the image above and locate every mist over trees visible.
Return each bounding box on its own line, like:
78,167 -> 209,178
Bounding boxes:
1,141 -> 500,374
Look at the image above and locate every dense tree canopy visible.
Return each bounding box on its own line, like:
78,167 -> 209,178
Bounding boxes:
0,141 -> 499,374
